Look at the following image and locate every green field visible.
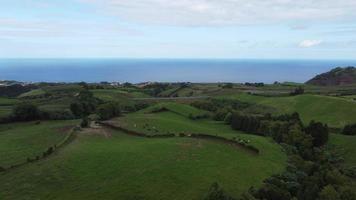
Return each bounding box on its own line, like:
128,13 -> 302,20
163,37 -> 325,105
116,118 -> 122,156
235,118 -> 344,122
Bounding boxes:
329,134 -> 356,167
0,127 -> 286,199
91,89 -> 150,102
18,89 -> 46,98
223,93 -> 356,127
143,102 -> 210,118
0,120 -> 78,168
114,111 -> 286,161
0,97 -> 19,118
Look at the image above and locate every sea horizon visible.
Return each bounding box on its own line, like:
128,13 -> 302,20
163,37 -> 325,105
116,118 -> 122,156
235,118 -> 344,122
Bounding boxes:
1,58 -> 356,83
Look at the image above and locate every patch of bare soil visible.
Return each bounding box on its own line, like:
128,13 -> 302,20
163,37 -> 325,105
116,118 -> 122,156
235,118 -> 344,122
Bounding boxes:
81,122 -> 112,138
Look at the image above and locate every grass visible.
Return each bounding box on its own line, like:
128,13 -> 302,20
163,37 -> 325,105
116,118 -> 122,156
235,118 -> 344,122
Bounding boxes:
115,111 -> 286,161
0,120 -> 78,168
18,89 -> 46,98
0,97 -> 19,106
91,89 -> 150,102
142,102 -> 210,118
329,134 -> 356,167
222,93 -> 356,128
0,97 -> 19,118
0,128 -> 286,199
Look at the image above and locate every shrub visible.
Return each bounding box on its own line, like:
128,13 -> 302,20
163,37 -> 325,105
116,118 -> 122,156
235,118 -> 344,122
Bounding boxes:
96,102 -> 121,120
305,121 -> 329,147
81,116 -> 90,128
204,182 -> 235,200
12,103 -> 40,121
342,123 -> 356,135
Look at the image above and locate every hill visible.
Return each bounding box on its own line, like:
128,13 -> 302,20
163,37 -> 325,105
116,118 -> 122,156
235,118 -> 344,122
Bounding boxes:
221,93 -> 356,128
306,66 -> 356,86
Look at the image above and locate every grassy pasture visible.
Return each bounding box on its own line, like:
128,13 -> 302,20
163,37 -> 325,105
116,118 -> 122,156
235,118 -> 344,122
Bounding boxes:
0,97 -> 19,118
115,111 -> 286,161
142,102 -> 210,118
223,94 -> 356,128
0,128 -> 286,199
329,134 -> 356,167
91,89 -> 150,102
18,89 -> 46,98
0,120 -> 78,168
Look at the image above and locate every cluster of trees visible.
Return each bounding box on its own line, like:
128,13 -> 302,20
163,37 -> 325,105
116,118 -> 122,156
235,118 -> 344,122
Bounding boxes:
96,102 -> 121,120
0,84 -> 37,97
229,112 -> 329,149
290,86 -> 305,96
342,123 -> 356,135
191,99 -> 251,122
244,82 -> 265,87
223,112 -> 356,200
70,90 -> 100,117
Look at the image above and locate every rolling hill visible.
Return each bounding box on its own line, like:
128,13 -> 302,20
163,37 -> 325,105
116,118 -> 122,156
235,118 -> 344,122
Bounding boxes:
306,66 -> 356,86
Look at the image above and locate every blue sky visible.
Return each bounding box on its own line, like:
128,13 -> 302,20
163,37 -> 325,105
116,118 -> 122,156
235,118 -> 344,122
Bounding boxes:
1,0 -> 356,59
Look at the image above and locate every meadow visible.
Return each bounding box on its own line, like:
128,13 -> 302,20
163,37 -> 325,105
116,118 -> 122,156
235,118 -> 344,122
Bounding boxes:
0,120 -> 78,168
1,81 -> 356,199
222,93 -> 356,128
0,127 -> 286,200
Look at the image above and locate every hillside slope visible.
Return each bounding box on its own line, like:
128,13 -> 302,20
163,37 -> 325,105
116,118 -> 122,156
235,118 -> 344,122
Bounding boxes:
306,67 -> 356,86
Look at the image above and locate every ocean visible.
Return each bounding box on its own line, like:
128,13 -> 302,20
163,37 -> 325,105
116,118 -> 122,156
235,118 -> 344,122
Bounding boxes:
0,59 -> 356,83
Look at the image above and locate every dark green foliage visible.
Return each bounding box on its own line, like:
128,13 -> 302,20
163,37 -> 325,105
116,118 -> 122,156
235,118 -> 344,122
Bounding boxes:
80,116 -> 89,128
342,123 -> 356,135
204,182 -> 235,200
221,83 -> 233,89
96,102 -> 121,120
0,84 -> 37,97
245,82 -> 265,87
70,90 -> 99,117
12,103 -> 40,121
290,86 -> 305,96
305,121 -> 329,147
213,109 -> 230,121
191,99 -> 251,113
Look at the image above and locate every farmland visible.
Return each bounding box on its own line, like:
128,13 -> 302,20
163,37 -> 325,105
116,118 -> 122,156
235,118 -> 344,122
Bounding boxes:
1,80 -> 356,199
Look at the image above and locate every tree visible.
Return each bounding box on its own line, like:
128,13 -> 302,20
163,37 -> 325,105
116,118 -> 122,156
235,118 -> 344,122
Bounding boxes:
291,86 -> 304,96
305,121 -> 329,147
204,182 -> 235,200
12,103 -> 40,121
96,102 -> 121,120
81,116 -> 90,128
318,185 -> 340,200
342,123 -> 356,135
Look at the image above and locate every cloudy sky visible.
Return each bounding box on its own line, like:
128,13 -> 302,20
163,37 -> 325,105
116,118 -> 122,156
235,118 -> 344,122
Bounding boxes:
1,0 -> 356,59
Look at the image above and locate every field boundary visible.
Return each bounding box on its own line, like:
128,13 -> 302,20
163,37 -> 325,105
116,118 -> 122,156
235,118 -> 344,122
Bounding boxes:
99,121 -> 259,155
0,126 -> 78,173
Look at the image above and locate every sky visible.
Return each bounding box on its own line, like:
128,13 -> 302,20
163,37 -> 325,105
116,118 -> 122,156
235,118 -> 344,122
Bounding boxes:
0,0 -> 356,59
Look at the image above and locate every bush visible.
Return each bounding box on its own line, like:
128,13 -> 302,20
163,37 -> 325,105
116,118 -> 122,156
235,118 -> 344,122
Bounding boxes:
96,102 -> 121,120
342,123 -> 356,135
12,103 -> 40,121
305,121 -> 329,147
204,182 -> 235,200
81,116 -> 90,128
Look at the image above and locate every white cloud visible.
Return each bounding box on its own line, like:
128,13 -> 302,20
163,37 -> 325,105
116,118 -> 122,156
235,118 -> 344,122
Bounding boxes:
298,40 -> 322,48
0,18 -> 142,39
80,0 -> 356,26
